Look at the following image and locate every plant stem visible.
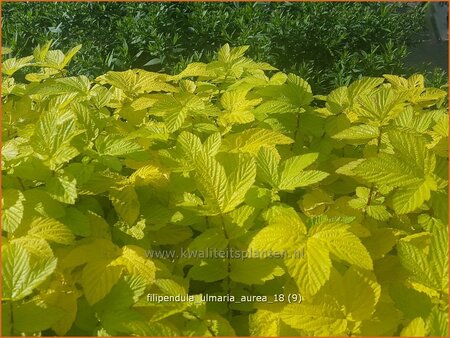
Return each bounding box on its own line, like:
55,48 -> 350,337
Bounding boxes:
376,127 -> 383,153
290,113 -> 301,151
364,127 -> 383,214
9,300 -> 14,335
220,214 -> 232,320
190,311 -> 216,336
17,177 -> 26,191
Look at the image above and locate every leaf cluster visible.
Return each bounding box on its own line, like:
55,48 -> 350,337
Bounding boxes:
1,43 -> 448,336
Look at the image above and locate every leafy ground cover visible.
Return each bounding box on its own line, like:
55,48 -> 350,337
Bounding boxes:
1,44 -> 448,336
2,1 -> 440,93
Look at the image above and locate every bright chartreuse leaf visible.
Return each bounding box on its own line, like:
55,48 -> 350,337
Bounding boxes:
427,306 -> 448,336
95,134 -> 143,157
428,113 -> 448,157
280,300 -> 347,335
188,259 -> 228,283
2,189 -> 25,233
321,77 -> 384,117
249,218 -> 372,295
175,62 -> 215,79
255,73 -> 313,113
175,131 -> 204,163
93,277 -> 147,335
222,204 -> 257,239
348,77 -> 385,99
219,89 -> 262,126
332,124 -> 379,141
2,56 -> 34,76
348,187 -> 392,221
184,228 -> 228,263
278,153 -> 329,191
192,149 -> 228,214
31,44 -> 82,70
256,146 -> 280,187
183,138 -> 256,215
184,312 -> 236,336
309,222 -> 373,270
81,259 -> 123,305
354,153 -> 421,188
256,149 -> 328,191
109,185 -> 140,225
328,267 -> 381,321
40,279 -> 80,335
112,245 -> 156,285
127,164 -> 169,188
249,309 -> 281,336
125,321 -> 181,336
397,225 -> 448,298
262,204 -> 307,234
60,239 -> 122,270
30,112 -> 81,169
280,267 -> 380,335
353,131 -> 440,214
203,132 -> 222,157
10,235 -> 53,259
389,131 -> 436,175
429,225 -> 449,293
46,172 -> 77,204
182,228 -> 228,282
96,69 -> 176,95
247,221 -> 306,254
2,243 -> 57,301
354,87 -> 405,123
400,317 -> 427,336
222,154 -> 256,213
230,259 -> 284,285
222,128 -> 293,155
207,43 -> 275,80
391,177 -> 437,215
33,40 -> 53,62
28,75 -> 90,96
152,92 -> 205,132
27,217 -> 75,244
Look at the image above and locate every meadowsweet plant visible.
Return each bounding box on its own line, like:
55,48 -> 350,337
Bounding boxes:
1,43 -> 448,336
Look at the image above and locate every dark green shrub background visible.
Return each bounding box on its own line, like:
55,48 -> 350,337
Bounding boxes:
1,1 -> 445,93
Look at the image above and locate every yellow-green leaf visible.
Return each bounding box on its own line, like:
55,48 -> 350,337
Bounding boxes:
81,259 -> 123,305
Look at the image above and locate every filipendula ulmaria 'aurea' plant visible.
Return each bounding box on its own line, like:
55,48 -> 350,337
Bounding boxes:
1,43 -> 448,336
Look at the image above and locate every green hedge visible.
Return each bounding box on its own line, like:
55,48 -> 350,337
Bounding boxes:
2,1 -> 434,93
